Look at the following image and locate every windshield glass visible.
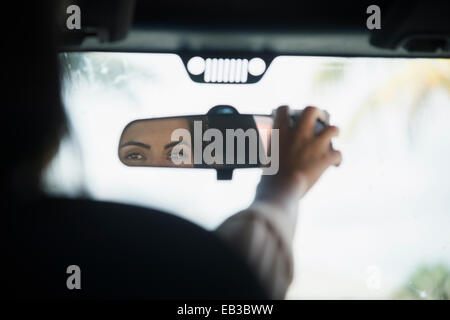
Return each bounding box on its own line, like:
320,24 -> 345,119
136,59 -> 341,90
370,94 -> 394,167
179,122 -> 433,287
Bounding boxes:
47,52 -> 450,299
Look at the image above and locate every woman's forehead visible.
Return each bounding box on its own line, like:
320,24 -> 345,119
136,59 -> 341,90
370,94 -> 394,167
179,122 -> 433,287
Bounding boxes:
122,118 -> 190,141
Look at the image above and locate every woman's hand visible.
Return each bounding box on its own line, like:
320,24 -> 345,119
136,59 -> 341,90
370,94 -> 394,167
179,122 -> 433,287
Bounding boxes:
255,106 -> 342,208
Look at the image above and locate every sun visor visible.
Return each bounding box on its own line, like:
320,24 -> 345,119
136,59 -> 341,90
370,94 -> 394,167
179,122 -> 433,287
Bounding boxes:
54,0 -> 135,45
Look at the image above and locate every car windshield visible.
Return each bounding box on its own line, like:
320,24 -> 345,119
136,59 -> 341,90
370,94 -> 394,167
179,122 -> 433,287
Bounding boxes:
47,52 -> 450,299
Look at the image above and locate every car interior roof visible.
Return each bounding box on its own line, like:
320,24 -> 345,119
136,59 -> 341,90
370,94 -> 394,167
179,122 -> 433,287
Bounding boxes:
57,0 -> 449,58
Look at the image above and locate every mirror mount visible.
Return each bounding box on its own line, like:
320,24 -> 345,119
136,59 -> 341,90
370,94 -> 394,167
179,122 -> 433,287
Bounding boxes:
208,105 -> 239,180
217,169 -> 234,181
207,105 -> 240,116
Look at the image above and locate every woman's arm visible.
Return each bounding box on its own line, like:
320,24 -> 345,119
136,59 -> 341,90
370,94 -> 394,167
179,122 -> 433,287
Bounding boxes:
216,106 -> 342,299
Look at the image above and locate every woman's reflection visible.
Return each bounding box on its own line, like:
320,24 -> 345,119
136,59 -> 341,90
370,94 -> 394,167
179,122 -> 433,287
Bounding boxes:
119,117 -> 194,167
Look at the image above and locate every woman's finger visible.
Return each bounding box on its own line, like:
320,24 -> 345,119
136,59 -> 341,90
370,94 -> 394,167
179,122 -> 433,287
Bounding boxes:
316,125 -> 339,149
293,106 -> 323,141
274,105 -> 290,141
326,149 -> 342,167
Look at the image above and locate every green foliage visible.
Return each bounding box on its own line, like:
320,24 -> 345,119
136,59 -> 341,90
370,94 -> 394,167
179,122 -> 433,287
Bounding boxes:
313,61 -> 347,84
393,264 -> 450,300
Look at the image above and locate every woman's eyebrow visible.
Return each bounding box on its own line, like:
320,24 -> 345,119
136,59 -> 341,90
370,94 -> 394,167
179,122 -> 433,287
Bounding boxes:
119,141 -> 151,149
164,140 -> 190,149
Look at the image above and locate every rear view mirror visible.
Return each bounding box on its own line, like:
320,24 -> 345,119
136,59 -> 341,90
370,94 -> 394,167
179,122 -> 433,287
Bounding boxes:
118,105 -> 327,179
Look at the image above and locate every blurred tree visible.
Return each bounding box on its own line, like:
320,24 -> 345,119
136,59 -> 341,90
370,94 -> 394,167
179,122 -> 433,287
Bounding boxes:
393,264 -> 450,300
313,61 -> 347,84
344,59 -> 450,141
312,59 -> 450,142
59,52 -> 155,100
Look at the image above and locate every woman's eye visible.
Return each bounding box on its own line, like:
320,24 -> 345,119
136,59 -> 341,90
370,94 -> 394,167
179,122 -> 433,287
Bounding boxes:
126,152 -> 145,161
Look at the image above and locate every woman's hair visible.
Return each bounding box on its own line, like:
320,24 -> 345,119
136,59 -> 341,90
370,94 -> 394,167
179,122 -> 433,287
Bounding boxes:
4,2 -> 67,198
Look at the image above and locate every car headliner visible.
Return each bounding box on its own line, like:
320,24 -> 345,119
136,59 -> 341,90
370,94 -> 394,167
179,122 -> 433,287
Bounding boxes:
57,0 -> 449,58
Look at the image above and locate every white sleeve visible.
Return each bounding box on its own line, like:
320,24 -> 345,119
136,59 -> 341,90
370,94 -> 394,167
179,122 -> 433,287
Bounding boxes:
215,200 -> 299,299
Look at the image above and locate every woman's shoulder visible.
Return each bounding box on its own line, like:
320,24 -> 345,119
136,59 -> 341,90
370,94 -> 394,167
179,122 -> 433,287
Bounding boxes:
8,196 -> 267,299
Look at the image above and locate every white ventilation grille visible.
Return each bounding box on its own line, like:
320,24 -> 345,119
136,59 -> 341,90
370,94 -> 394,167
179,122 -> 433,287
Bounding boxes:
187,57 -> 266,83
204,58 -> 248,83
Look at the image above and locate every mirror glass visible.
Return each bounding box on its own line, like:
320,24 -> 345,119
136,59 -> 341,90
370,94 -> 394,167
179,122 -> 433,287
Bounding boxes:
118,115 -> 274,169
